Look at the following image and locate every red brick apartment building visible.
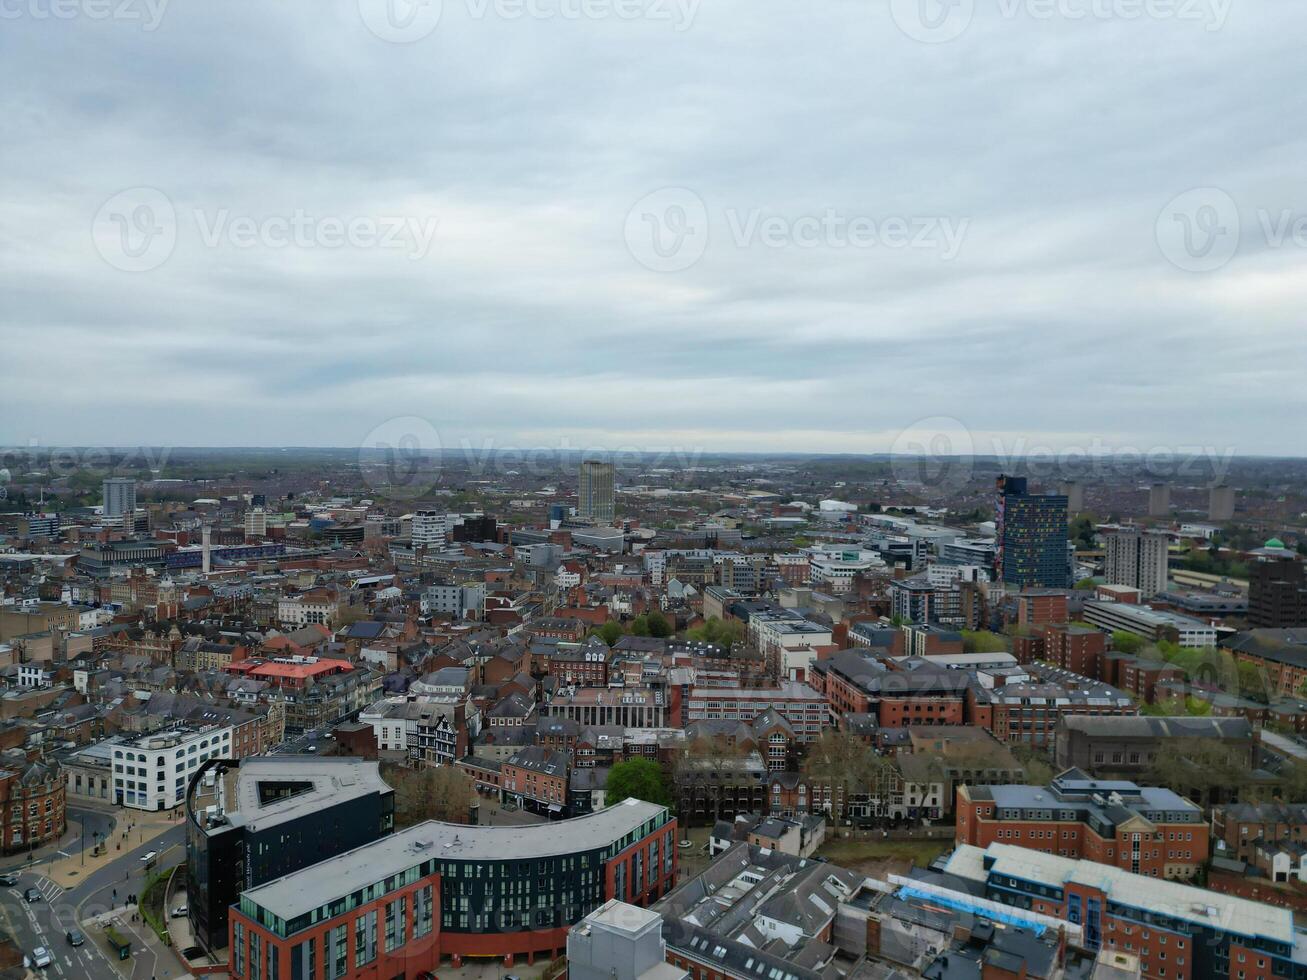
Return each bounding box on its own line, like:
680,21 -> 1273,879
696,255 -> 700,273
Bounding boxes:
228,800 -> 676,974
1042,624 -> 1107,677
501,746 -> 569,816
808,650 -> 966,727
966,665 -> 1135,749
956,769 -> 1207,880
1010,623 -> 1105,675
1224,629 -> 1307,698
1212,802 -> 1307,863
1016,589 -> 1070,627
945,842 -> 1299,980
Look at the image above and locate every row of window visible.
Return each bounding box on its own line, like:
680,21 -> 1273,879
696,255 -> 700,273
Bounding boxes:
112,731 -> 231,763
236,886 -> 434,980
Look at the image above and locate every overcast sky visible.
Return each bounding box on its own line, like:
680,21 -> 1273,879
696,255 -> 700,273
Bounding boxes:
2,0 -> 1304,459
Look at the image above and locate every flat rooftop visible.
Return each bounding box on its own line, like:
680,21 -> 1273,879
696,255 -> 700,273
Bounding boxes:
945,843 -> 1297,947
230,757 -> 391,833
244,798 -> 669,920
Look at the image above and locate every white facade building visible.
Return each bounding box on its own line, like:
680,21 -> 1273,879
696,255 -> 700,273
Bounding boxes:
411,510 -> 449,549
111,725 -> 234,810
244,507 -> 267,538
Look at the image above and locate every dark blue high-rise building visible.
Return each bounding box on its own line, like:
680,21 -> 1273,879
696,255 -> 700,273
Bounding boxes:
995,475 -> 1069,588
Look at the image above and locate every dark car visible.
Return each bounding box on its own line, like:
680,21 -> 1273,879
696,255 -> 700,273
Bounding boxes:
23,888 -> 40,904
0,873 -> 19,886
65,929 -> 85,947
415,973 -> 438,980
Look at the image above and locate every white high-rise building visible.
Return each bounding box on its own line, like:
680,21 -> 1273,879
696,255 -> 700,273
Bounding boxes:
412,510 -> 447,549
1104,528 -> 1170,598
244,507 -> 267,539
578,460 -> 614,523
102,477 -> 136,518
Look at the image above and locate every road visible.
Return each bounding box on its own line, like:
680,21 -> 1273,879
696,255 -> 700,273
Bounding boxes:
0,806 -> 118,876
0,821 -> 187,980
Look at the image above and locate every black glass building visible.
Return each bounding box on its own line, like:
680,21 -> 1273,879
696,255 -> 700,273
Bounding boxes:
995,475 -> 1070,589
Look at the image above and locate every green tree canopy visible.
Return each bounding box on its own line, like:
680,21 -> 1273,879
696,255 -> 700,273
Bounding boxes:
646,611 -> 673,638
685,616 -> 744,648
961,630 -> 1008,654
1111,631 -> 1144,655
589,620 -> 624,646
606,758 -> 672,807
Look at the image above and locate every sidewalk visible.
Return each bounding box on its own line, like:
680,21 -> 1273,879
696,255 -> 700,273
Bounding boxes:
0,806 -> 117,875
88,904 -> 195,980
44,808 -> 185,890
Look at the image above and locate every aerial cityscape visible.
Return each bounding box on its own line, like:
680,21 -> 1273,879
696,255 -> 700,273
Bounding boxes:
4,1 -> 1306,979
0,443 -> 1305,980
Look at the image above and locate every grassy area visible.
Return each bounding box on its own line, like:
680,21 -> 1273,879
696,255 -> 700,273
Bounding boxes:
815,837 -> 951,870
139,866 -> 175,942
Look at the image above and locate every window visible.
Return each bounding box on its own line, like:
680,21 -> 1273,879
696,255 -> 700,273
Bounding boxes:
384,896 -> 407,953
354,910 -> 377,967
329,926 -> 347,980
414,885 -> 434,938
233,921 -> 245,977
250,932 -> 262,980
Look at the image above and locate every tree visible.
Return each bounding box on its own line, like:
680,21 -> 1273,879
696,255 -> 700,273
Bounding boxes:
1146,737 -> 1251,803
589,620 -> 624,647
1068,515 -> 1098,551
606,758 -> 672,807
801,731 -> 895,797
1010,744 -> 1054,786
384,764 -> 477,827
685,616 -> 744,648
1111,631 -> 1144,655
961,630 -> 1008,654
646,611 -> 673,638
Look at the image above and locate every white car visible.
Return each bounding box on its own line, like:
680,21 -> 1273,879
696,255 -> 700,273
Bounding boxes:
171,905 -> 188,918
31,946 -> 52,969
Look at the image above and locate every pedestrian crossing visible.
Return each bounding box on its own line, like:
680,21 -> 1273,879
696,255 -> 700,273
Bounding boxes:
36,878 -> 63,902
